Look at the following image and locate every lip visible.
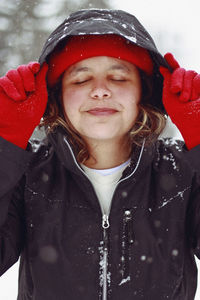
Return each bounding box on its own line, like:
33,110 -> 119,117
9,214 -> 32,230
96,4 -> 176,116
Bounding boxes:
86,107 -> 118,116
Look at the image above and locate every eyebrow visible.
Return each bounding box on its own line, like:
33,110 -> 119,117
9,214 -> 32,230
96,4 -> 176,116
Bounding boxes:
69,63 -> 130,76
109,64 -> 130,72
70,67 -> 90,75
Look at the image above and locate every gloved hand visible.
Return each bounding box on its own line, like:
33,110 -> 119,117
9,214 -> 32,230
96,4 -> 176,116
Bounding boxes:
0,62 -> 48,149
160,53 -> 200,150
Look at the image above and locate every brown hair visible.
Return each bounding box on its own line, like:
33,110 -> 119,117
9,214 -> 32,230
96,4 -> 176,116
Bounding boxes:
41,70 -> 166,163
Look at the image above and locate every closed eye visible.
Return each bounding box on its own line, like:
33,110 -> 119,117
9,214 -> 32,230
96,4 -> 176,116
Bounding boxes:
110,78 -> 127,82
73,79 -> 91,85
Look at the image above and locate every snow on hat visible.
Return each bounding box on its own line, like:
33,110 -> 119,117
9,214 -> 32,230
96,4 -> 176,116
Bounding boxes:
47,34 -> 153,87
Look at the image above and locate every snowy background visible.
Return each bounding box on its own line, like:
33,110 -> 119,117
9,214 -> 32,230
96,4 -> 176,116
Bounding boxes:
0,0 -> 200,299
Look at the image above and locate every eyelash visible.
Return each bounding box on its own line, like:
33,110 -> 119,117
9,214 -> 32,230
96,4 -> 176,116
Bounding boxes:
112,79 -> 127,82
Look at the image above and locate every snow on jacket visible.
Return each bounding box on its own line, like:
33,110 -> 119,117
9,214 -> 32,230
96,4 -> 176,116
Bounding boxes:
0,129 -> 200,300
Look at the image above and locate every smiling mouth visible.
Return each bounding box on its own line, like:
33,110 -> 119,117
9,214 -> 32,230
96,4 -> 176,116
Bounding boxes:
87,108 -> 118,116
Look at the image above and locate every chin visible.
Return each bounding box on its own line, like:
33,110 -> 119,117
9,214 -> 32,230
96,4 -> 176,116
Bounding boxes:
83,130 -> 122,142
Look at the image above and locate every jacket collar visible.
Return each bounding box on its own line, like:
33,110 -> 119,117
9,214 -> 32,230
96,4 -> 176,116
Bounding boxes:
47,127 -> 155,182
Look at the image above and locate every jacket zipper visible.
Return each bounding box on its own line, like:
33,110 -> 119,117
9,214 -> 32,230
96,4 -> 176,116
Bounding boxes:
102,215 -> 109,300
64,137 -> 145,300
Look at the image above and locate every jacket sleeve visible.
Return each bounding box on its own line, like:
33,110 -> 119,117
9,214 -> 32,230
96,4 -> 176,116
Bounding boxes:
0,136 -> 32,275
184,145 -> 200,259
186,176 -> 200,259
184,144 -> 200,173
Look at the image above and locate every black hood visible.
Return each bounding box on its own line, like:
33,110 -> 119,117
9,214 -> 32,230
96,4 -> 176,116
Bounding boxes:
39,9 -> 171,113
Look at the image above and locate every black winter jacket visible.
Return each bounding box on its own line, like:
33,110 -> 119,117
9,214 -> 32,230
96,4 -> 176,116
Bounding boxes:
1,131 -> 200,300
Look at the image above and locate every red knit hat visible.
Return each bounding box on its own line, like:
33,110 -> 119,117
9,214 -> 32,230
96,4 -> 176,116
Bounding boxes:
47,34 -> 153,87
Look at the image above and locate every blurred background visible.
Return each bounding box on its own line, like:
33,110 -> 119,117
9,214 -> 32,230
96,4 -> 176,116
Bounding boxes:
0,0 -> 199,298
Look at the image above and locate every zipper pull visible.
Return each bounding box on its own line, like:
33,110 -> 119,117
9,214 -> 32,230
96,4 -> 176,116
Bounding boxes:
102,214 -> 110,229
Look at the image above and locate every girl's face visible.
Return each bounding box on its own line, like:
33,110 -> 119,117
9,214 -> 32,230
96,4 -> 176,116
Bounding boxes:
62,56 -> 142,144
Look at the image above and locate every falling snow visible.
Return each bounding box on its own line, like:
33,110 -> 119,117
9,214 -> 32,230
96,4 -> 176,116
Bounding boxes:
141,255 -> 146,261
172,249 -> 179,257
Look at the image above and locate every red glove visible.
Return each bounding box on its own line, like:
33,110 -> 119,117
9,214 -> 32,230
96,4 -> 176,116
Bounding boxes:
0,62 -> 48,149
160,53 -> 200,150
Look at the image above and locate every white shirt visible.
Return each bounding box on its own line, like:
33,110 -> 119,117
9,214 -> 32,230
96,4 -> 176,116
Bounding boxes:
81,159 -> 131,215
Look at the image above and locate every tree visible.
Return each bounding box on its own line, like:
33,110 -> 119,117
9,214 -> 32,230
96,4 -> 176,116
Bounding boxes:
0,0 -> 111,76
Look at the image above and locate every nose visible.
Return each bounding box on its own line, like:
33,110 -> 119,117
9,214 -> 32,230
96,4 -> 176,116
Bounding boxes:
90,84 -> 111,100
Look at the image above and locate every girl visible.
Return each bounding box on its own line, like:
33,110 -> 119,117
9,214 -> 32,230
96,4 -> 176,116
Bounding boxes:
0,8 -> 200,300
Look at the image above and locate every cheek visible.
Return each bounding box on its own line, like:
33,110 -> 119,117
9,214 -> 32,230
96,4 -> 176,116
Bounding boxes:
62,89 -> 81,118
116,83 -> 141,102
122,87 -> 141,109
126,102 -> 139,123
123,89 -> 141,123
